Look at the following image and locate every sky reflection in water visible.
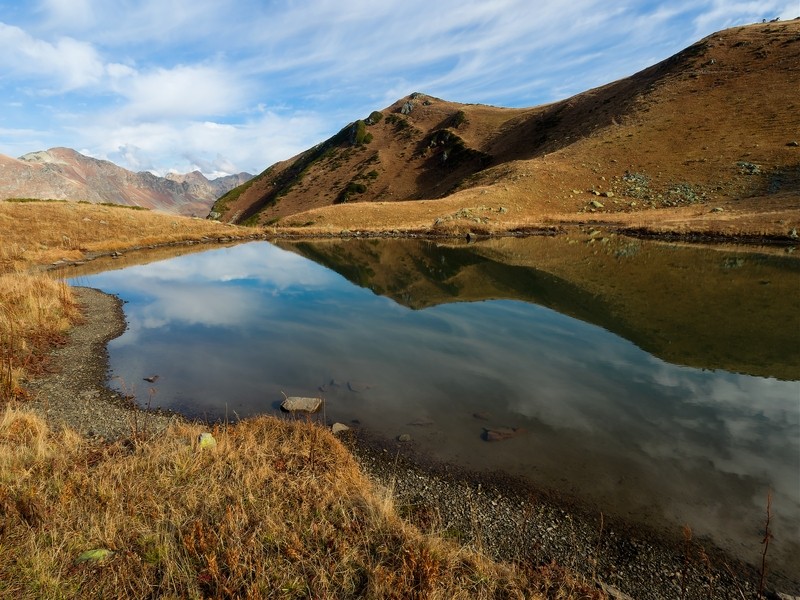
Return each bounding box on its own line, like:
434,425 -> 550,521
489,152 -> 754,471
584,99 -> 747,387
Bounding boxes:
73,240 -> 800,575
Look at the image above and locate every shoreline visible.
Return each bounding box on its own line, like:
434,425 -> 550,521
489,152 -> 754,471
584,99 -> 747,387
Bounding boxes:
42,220 -> 798,276
21,284 -> 799,599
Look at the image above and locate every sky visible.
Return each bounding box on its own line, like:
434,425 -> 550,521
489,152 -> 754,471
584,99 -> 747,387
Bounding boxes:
0,1 -> 797,179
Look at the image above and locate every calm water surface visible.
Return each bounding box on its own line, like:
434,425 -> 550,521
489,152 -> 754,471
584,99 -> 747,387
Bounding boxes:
73,237 -> 800,578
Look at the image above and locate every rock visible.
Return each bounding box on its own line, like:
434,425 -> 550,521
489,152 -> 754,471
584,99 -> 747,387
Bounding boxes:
600,191 -> 614,198
737,161 -> 761,175
331,423 -> 350,434
280,396 -> 323,413
787,141 -> 799,147
482,426 -> 525,442
598,582 -> 635,600
198,432 -> 217,449
465,231 -> 477,242
498,206 -> 508,214
711,207 -> 724,213
347,381 -> 371,393
397,434 -> 412,442
790,228 -> 798,239
472,411 -> 491,421
590,200 -> 604,209
400,101 -> 414,115
143,375 -> 159,383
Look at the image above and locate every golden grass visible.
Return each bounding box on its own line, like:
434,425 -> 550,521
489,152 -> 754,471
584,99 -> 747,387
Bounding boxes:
0,272 -> 80,402
0,200 -> 250,272
0,408 -> 584,599
0,200 -> 254,401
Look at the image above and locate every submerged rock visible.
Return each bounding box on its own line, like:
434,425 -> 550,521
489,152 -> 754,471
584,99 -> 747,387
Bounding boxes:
482,426 -> 525,442
347,381 -> 372,393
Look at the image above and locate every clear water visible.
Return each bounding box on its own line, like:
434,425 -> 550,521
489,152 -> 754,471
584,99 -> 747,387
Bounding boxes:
72,237 -> 800,578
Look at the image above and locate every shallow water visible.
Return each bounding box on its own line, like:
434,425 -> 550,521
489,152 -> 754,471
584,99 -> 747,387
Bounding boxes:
72,235 -> 800,580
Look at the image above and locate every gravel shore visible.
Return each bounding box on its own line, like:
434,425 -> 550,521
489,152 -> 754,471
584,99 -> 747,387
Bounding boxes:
24,286 -> 796,600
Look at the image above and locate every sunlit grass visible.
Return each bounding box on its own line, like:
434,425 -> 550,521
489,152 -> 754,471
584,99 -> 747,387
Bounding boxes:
0,408 -> 572,599
0,199 -> 251,402
0,199 -> 247,272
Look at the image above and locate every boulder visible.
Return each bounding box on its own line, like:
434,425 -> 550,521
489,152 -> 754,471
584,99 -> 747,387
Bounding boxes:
400,101 -> 414,115
280,396 -> 323,413
482,426 -> 525,442
331,423 -> 350,434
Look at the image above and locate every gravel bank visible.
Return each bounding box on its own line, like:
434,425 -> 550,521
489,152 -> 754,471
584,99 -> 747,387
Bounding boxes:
24,286 -> 796,600
26,286 -> 180,441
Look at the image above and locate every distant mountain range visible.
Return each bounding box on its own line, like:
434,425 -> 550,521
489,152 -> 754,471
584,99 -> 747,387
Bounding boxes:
212,20 -> 800,231
0,147 -> 252,216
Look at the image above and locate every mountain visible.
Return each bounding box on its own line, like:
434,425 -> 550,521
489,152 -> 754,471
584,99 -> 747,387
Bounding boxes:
213,20 -> 800,234
280,236 -> 800,381
0,147 -> 252,216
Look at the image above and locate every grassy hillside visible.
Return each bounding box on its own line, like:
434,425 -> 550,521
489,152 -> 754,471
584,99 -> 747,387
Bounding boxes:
215,21 -> 800,239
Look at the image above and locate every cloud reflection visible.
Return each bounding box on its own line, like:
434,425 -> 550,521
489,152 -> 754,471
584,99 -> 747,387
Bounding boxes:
75,240 -> 800,574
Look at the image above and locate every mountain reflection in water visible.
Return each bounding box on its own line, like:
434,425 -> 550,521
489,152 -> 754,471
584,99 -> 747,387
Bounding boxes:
72,235 -> 800,581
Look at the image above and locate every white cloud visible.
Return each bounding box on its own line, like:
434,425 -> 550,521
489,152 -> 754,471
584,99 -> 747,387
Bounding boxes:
2,0 -> 799,174
0,22 -> 104,90
112,65 -> 247,119
71,109 -> 328,176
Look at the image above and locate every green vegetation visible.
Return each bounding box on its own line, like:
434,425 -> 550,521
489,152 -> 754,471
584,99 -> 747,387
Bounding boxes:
5,197 -> 69,203
385,114 -> 410,130
449,110 -> 468,128
335,181 -> 368,204
366,110 -> 384,125
352,120 -> 367,145
424,130 -> 491,169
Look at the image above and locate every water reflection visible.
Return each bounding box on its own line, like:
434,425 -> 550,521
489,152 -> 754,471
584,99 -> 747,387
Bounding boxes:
73,237 -> 800,579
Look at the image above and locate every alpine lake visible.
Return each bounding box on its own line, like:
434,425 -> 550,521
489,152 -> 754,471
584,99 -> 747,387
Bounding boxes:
70,230 -> 800,582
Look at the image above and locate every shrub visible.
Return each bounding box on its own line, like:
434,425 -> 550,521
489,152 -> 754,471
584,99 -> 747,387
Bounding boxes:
366,111 -> 383,125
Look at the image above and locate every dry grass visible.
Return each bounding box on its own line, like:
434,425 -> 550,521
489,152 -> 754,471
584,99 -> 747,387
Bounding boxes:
0,200 -> 250,272
0,272 -> 80,402
0,408 -> 578,599
0,200 -> 255,401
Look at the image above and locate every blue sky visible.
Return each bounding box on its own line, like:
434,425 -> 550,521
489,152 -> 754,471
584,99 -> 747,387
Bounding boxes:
0,1 -> 796,178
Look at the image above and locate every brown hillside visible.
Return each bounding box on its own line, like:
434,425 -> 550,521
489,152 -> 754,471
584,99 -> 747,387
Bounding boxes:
215,20 -> 800,237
